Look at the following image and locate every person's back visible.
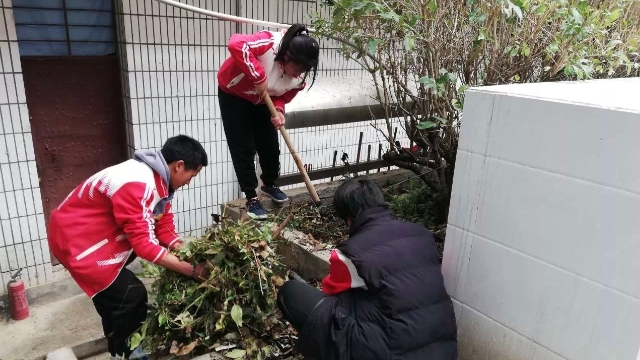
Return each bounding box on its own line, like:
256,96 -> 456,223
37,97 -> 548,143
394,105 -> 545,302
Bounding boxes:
49,157 -> 172,297
335,206 -> 457,359
281,178 -> 457,360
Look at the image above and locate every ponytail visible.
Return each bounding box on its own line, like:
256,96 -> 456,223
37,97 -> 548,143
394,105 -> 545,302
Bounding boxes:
275,24 -> 320,89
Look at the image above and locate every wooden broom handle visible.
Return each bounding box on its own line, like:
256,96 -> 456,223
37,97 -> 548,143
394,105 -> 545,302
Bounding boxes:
263,93 -> 321,204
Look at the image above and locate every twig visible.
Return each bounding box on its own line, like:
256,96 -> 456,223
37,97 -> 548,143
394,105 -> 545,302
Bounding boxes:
272,214 -> 293,239
324,34 -> 422,109
250,248 -> 264,295
276,204 -> 287,218
370,123 -> 391,143
385,165 -> 448,190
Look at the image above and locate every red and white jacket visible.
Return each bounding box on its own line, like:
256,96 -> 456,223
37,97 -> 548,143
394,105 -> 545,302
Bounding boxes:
322,249 -> 367,295
217,29 -> 306,114
47,157 -> 180,298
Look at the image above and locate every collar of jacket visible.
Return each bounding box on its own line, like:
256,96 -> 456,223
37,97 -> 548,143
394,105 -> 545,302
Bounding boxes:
348,206 -> 392,236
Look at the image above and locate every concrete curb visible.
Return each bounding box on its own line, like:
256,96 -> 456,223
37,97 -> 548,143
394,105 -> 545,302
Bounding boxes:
70,339 -> 108,360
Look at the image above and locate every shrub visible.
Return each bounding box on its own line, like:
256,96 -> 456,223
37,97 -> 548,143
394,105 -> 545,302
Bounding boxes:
310,0 -> 640,226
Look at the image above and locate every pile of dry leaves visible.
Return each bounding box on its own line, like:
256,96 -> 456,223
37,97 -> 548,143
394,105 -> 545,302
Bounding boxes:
287,203 -> 348,247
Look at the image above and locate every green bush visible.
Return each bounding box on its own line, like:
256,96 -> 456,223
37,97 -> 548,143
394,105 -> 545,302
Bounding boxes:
311,0 -> 640,228
385,182 -> 446,239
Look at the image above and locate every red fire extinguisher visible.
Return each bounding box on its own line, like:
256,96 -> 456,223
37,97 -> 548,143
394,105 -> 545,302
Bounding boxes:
8,269 -> 29,321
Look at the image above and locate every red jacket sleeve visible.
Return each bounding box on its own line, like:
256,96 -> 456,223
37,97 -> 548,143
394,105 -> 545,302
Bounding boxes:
321,249 -> 366,295
155,202 -> 181,249
228,30 -> 275,85
271,81 -> 306,114
111,182 -> 168,264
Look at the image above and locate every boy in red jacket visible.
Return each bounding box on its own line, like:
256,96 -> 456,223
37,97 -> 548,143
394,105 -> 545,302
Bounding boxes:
48,135 -> 209,359
217,23 -> 320,219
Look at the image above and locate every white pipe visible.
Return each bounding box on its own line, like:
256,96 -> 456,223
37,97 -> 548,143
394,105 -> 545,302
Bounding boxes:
154,0 -> 304,31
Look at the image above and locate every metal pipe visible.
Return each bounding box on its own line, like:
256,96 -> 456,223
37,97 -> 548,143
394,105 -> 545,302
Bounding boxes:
154,0 -> 303,31
285,102 -> 410,130
278,159 -> 389,187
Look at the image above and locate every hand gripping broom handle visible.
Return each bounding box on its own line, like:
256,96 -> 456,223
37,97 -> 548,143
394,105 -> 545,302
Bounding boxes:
263,94 -> 321,205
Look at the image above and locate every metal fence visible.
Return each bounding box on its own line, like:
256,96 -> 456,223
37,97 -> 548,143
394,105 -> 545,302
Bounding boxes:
0,0 -> 411,293
115,0 -> 409,238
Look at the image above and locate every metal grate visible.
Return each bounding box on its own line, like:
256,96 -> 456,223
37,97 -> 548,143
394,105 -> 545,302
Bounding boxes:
13,0 -> 117,56
113,0 -> 409,238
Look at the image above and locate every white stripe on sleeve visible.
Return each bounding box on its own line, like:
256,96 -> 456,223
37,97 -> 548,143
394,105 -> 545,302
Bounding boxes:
335,249 -> 367,289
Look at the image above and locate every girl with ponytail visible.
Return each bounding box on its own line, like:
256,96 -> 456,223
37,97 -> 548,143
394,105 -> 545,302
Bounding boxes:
217,24 -> 320,220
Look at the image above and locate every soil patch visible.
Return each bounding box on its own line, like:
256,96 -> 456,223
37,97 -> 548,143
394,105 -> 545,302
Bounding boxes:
287,203 -> 348,247
283,194 -> 445,261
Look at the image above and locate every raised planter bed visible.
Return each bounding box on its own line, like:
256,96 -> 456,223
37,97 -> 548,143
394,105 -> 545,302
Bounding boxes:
223,169 -> 414,281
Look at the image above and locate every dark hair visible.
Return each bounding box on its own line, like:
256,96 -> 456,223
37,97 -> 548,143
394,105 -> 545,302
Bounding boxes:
333,178 -> 387,221
161,135 -> 208,170
275,23 -> 319,89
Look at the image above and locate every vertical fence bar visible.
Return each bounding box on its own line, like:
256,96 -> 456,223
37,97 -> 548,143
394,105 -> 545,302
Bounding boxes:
366,144 -> 371,175
330,149 -> 338,181
377,143 -> 382,173
355,131 -> 364,177
356,131 -> 363,163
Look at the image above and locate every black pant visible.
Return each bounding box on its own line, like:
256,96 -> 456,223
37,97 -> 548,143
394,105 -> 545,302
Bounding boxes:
218,87 -> 280,199
277,280 -> 326,331
92,268 -> 148,358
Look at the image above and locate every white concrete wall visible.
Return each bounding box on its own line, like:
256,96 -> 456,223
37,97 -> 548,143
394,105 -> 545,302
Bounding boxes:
0,1 -> 53,295
443,77 -> 640,360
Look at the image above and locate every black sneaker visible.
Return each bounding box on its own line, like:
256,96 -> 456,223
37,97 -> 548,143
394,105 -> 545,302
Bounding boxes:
260,184 -> 289,203
246,197 -> 268,220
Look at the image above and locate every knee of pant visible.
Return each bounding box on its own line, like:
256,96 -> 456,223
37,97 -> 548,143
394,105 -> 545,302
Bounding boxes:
276,287 -> 288,315
276,282 -> 288,306
278,280 -> 298,303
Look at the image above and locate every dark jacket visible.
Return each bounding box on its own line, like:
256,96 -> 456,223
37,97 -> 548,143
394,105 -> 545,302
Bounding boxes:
297,207 -> 457,360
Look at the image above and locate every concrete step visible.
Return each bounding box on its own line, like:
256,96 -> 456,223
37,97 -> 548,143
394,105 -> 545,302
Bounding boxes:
0,293 -> 106,360
83,352 -> 110,360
